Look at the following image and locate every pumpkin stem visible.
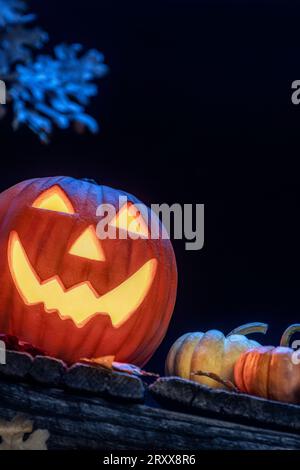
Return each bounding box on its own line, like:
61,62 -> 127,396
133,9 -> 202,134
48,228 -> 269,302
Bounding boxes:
191,370 -> 239,392
227,322 -> 268,338
280,324 -> 300,347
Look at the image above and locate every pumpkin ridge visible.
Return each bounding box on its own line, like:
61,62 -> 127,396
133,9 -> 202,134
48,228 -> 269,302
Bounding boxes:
241,349 -> 253,394
188,333 -> 204,380
264,348 -> 274,400
233,354 -> 245,392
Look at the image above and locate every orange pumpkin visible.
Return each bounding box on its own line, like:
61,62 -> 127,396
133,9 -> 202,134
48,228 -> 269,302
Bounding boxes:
0,176 -> 177,365
165,322 -> 268,388
234,324 -> 300,403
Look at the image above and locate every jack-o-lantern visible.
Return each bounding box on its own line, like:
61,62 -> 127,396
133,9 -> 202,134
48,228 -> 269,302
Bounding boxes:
0,177 -> 177,365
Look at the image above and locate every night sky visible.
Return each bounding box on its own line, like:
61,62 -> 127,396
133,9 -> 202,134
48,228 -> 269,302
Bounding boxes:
1,0 -> 300,373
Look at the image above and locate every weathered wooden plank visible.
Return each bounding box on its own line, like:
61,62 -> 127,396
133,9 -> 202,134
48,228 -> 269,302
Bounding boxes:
149,377 -> 300,434
0,378 -> 300,450
0,350 -> 144,402
0,351 -> 33,378
30,356 -> 66,386
63,363 -> 145,401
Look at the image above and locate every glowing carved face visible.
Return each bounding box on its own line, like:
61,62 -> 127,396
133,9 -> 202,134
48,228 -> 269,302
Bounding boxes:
0,177 -> 177,365
8,186 -> 157,328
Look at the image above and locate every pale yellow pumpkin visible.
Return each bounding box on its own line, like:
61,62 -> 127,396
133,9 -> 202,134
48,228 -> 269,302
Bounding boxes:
165,323 -> 268,388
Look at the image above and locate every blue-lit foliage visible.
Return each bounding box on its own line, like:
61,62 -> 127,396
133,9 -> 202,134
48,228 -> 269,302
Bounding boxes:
0,0 -> 108,142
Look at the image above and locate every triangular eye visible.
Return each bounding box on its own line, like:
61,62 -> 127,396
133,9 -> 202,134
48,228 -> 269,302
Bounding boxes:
32,186 -> 75,214
69,226 -> 105,261
109,202 -> 149,238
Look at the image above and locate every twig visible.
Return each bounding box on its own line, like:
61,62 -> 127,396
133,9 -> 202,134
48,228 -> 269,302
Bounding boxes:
191,370 -> 239,392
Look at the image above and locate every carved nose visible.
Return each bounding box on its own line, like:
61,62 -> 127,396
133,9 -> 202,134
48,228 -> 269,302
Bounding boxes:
69,225 -> 105,261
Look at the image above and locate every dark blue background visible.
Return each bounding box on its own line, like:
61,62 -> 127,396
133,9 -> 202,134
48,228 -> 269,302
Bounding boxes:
1,0 -> 300,372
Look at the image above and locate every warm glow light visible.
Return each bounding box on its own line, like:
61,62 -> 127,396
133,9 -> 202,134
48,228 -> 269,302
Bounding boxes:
8,231 -> 157,328
32,186 -> 75,214
69,226 -> 105,261
109,203 -> 149,238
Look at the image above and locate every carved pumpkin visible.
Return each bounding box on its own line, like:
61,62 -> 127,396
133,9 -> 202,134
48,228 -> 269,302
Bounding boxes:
234,324 -> 300,403
165,323 -> 268,388
0,177 -> 177,365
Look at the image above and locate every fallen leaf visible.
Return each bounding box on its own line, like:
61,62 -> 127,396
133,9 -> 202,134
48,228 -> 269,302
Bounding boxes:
80,355 -> 115,370
80,356 -> 160,378
0,415 -> 49,450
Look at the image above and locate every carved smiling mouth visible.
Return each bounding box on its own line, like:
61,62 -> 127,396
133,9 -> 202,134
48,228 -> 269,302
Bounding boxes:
8,231 -> 157,328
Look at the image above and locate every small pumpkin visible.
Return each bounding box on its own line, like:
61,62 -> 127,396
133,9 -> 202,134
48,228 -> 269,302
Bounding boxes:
234,324 -> 300,404
165,322 -> 268,388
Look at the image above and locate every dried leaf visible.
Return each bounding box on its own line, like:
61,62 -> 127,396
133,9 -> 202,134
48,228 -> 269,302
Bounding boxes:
79,356 -> 159,378
0,415 -> 49,450
80,355 -> 115,370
